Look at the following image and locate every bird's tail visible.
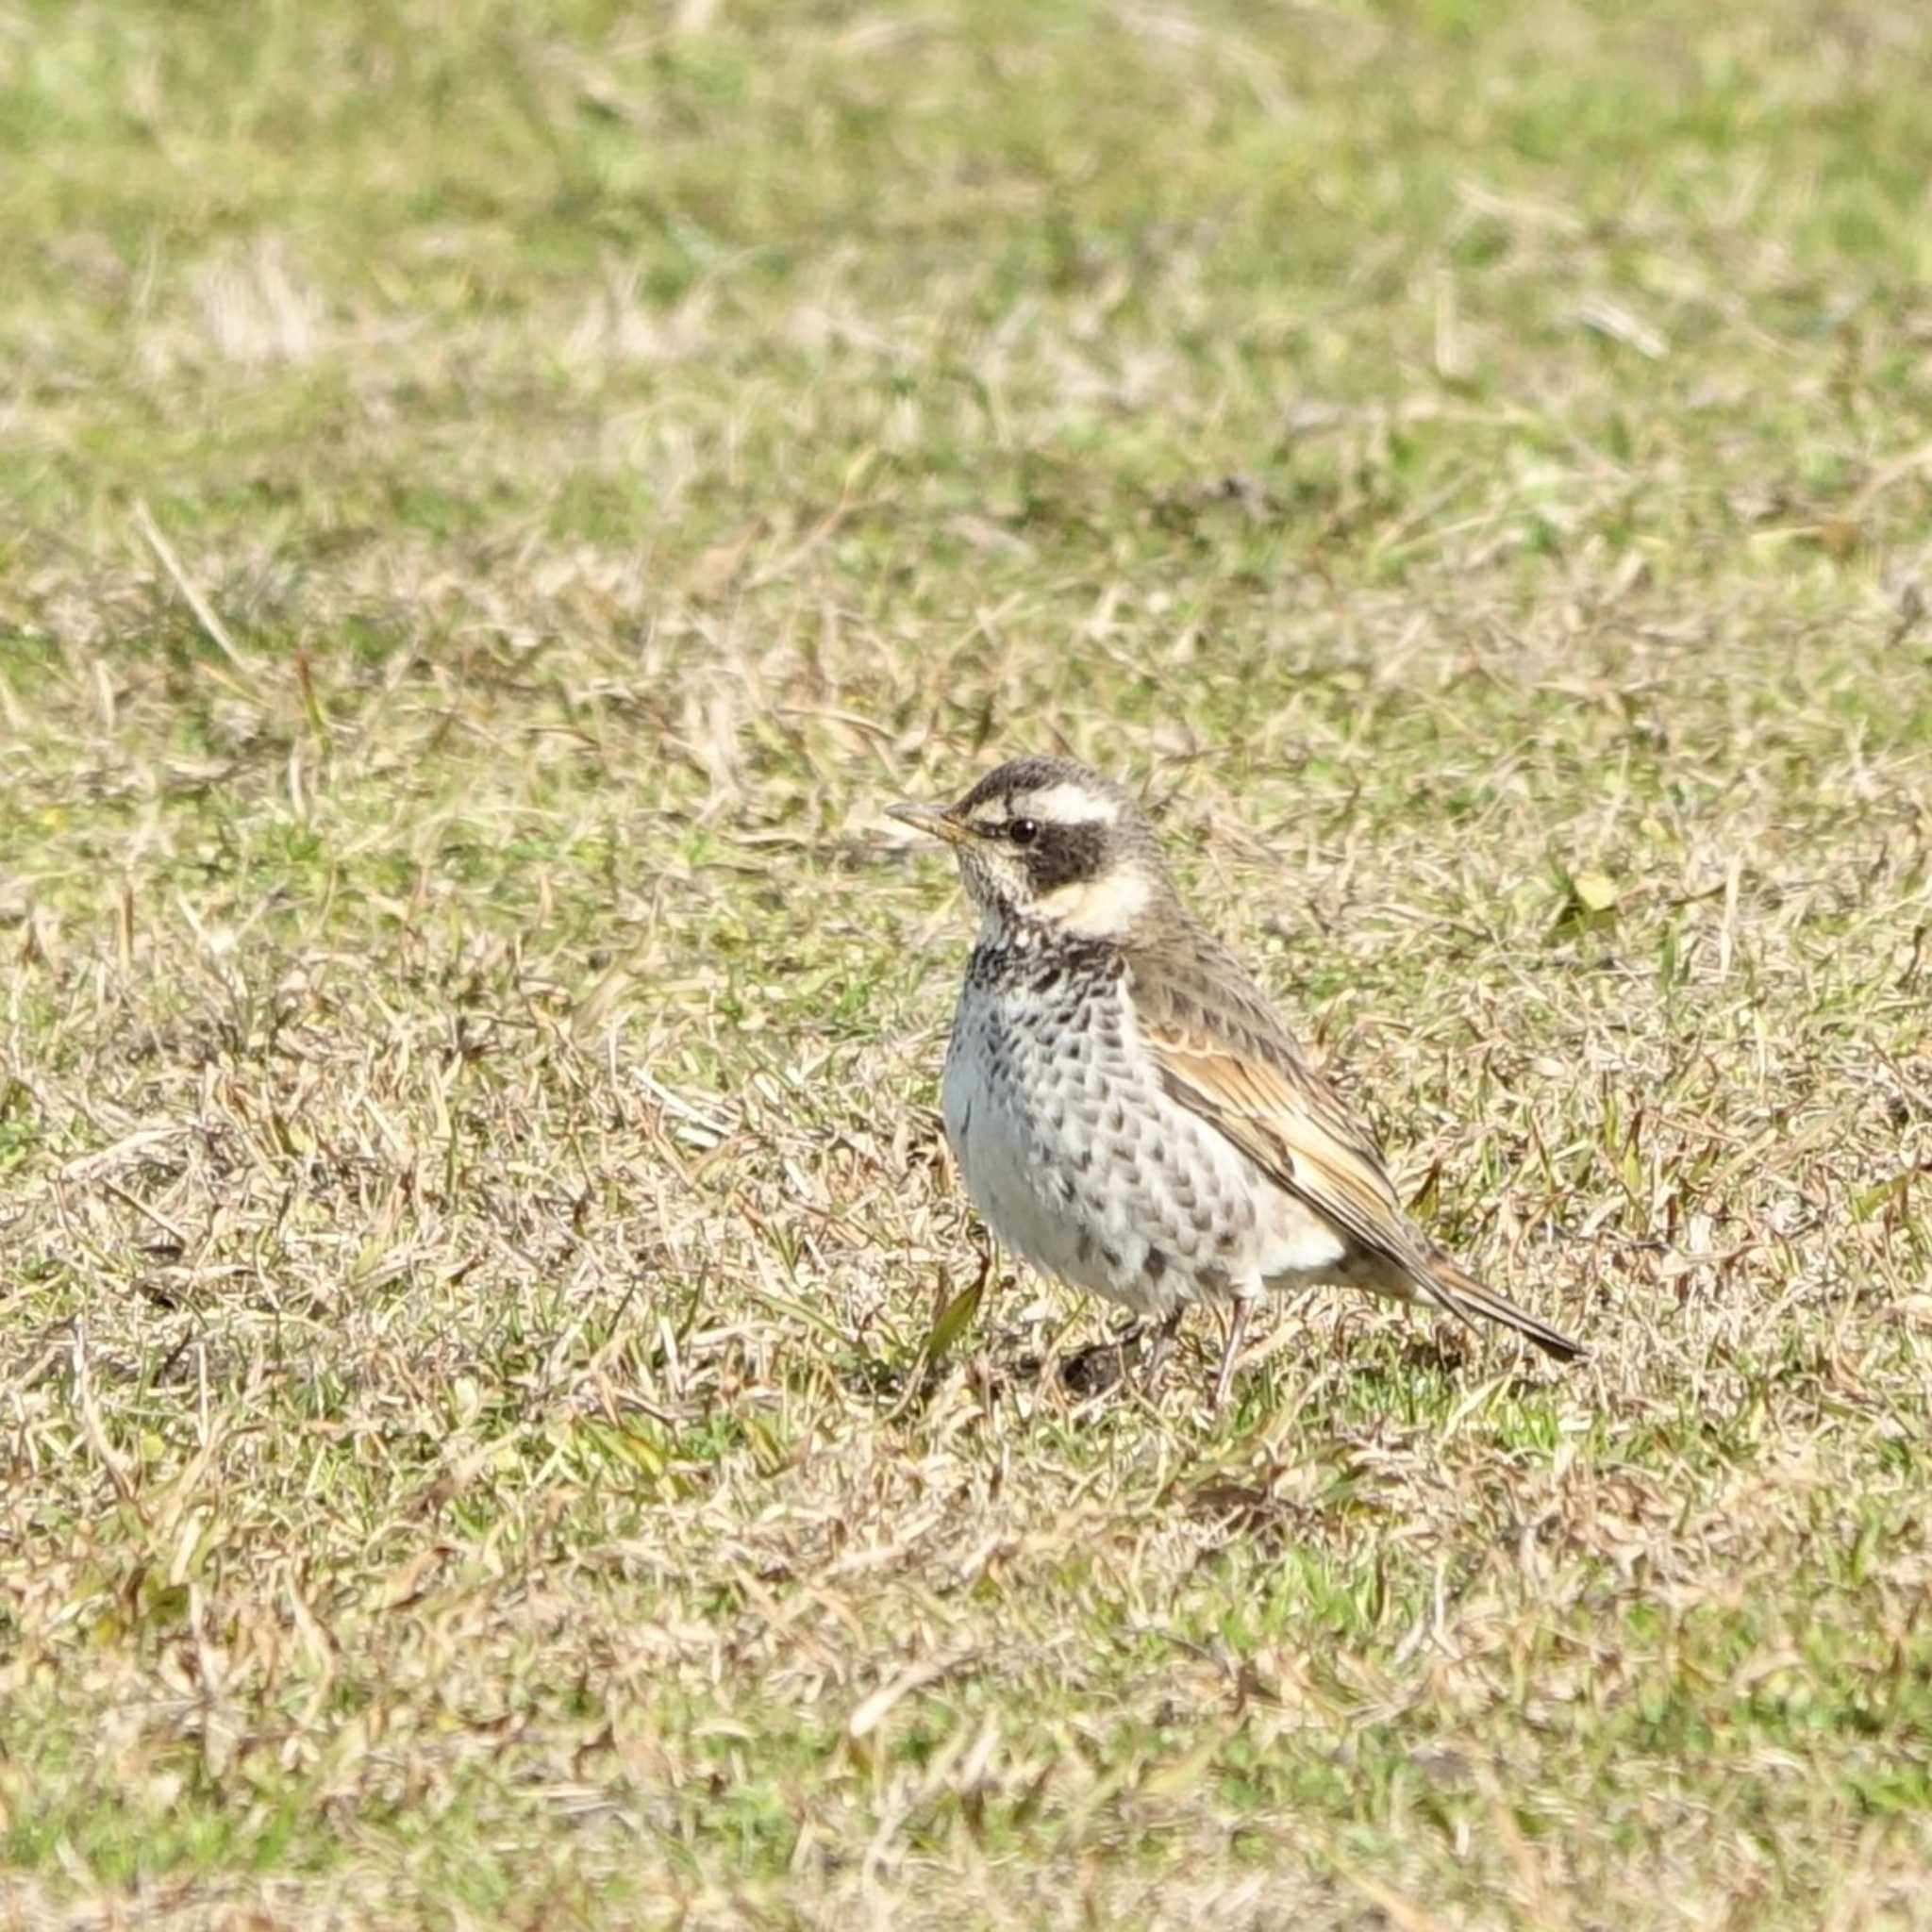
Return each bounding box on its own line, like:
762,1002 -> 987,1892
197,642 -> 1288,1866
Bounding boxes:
1419,1250 -> 1585,1362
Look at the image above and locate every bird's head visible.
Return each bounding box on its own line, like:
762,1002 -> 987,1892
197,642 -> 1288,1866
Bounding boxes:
890,754 -> 1174,941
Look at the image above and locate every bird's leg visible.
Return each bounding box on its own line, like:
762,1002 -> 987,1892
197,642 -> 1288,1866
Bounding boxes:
1141,1307 -> 1187,1391
1210,1299 -> 1252,1412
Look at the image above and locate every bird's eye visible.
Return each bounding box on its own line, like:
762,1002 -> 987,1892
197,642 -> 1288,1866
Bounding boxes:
1008,818 -> 1039,847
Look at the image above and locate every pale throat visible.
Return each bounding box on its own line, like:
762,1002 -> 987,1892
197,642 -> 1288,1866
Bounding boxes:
1032,865 -> 1154,940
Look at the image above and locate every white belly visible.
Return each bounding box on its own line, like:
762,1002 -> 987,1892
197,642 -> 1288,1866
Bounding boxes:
941,965 -> 1347,1317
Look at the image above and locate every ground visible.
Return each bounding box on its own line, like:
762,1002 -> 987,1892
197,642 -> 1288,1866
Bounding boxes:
3,1 -> 1931,1926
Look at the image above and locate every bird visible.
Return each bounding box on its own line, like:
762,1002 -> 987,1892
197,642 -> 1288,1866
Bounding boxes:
889,753 -> 1584,1407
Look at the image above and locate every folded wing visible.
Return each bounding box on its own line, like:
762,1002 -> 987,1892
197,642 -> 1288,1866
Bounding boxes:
1130,939 -> 1584,1360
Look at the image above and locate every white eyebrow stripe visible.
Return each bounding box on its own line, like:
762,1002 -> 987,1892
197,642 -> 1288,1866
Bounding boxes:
1017,781 -> 1118,825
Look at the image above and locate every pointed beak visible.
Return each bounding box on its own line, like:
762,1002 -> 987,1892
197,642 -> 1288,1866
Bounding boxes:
887,800 -> 970,845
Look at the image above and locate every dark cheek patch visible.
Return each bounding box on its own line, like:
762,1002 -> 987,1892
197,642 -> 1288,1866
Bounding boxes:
1026,824 -> 1105,892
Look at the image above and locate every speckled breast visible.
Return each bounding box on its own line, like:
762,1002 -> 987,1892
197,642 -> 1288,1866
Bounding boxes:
940,935 -> 1262,1317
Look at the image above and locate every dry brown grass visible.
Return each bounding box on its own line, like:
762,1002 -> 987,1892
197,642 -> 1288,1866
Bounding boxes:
7,526 -> 1931,1927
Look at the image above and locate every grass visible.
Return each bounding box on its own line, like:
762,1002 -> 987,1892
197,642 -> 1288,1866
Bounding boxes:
4,0 -> 1932,1924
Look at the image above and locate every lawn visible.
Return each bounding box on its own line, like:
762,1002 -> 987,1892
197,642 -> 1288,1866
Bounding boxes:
3,0 -> 1932,1925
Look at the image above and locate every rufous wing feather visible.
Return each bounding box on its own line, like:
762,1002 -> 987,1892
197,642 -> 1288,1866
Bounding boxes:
1150,1038 -> 1428,1275
1131,944 -> 1585,1360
